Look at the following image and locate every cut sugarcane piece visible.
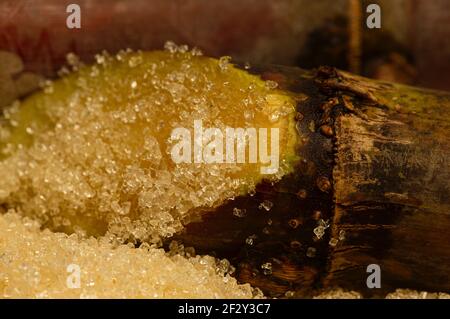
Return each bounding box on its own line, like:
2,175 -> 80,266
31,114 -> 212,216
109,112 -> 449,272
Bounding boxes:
1,48 -> 450,298
0,47 -> 301,243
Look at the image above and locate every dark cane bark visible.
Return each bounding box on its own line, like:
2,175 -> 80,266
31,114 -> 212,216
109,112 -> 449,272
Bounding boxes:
318,67 -> 450,297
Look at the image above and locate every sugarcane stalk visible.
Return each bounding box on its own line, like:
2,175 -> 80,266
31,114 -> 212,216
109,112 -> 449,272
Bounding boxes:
169,64 -> 450,298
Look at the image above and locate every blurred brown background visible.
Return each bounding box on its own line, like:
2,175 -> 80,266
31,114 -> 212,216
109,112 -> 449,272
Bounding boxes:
0,0 -> 449,90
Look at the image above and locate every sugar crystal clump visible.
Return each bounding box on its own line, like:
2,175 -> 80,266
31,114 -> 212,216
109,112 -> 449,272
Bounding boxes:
261,262 -> 272,275
245,234 -> 257,245
258,200 -> 273,211
232,207 -> 246,218
306,247 -> 316,258
0,211 -> 262,298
